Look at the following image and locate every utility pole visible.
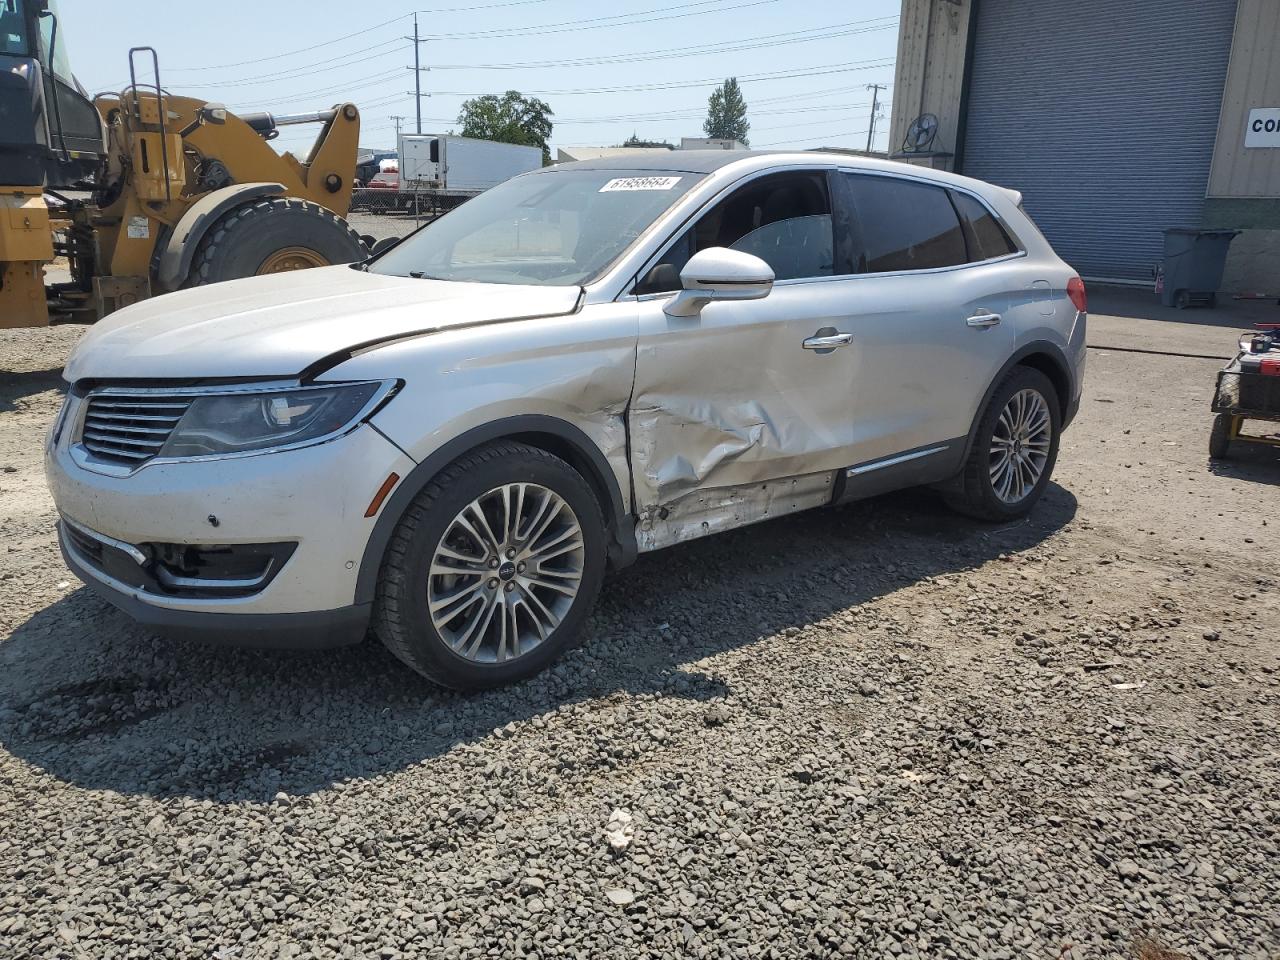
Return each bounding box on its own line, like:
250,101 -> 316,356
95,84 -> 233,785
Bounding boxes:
390,114 -> 405,141
866,83 -> 886,153
405,12 -> 428,134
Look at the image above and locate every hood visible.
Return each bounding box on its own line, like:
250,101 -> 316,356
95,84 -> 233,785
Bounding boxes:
63,266 -> 583,383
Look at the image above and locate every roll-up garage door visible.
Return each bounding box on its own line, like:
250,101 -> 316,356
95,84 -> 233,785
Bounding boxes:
959,0 -> 1237,282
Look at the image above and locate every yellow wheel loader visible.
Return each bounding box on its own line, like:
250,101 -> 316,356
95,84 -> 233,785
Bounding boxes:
1,0 -> 366,328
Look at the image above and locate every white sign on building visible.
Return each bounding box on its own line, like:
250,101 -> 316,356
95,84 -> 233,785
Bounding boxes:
1244,108 -> 1280,148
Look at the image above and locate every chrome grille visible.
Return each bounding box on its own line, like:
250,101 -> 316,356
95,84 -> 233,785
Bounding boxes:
79,394 -> 192,466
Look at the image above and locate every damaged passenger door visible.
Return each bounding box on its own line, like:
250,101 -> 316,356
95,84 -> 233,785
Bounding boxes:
627,169 -> 860,552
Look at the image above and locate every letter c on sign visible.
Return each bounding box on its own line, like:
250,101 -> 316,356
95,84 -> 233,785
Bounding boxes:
1255,118 -> 1266,132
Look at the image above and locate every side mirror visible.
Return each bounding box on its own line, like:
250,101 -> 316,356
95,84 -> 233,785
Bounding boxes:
664,247 -> 774,317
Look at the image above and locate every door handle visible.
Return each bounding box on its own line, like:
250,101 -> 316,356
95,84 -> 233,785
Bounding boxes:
802,332 -> 854,350
966,311 -> 1002,328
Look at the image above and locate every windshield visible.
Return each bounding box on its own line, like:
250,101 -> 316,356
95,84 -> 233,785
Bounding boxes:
370,168 -> 704,286
0,0 -> 30,57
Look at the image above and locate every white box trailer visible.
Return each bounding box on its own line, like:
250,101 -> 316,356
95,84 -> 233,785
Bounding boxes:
398,134 -> 542,193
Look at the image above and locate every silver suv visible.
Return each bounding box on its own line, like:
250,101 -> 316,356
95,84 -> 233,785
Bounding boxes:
47,152 -> 1086,689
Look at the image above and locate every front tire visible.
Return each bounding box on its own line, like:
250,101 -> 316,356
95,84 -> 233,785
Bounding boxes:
945,366 -> 1061,521
373,442 -> 607,690
1208,413 -> 1234,460
185,197 -> 367,286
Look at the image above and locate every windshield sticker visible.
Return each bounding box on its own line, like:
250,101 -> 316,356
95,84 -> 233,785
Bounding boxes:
599,176 -> 682,193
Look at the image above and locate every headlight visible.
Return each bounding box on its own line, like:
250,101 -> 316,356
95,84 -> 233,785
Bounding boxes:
160,381 -> 395,459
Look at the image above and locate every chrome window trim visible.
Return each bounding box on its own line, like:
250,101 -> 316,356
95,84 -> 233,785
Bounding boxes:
630,250 -> 1028,306
69,378 -> 399,478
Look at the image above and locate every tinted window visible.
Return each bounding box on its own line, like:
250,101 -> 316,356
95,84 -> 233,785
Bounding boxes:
636,171 -> 833,292
953,191 -> 1018,261
843,174 -> 966,273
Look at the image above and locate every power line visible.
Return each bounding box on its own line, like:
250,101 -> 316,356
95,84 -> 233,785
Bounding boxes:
547,102 -> 877,125
428,17 -> 898,70
407,63 -> 893,100
164,0 -> 558,72
168,39 -> 406,88
160,0 -> 776,84
172,12 -> 895,93
243,56 -> 895,112
421,0 -> 777,40
752,111 -> 875,135
165,15 -> 412,72
756,129 -> 871,148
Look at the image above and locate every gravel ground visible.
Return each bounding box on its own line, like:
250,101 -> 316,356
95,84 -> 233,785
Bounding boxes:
1,296 -> 1278,960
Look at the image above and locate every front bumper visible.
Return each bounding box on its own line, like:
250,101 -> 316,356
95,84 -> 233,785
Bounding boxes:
59,524 -> 371,648
47,413 -> 416,637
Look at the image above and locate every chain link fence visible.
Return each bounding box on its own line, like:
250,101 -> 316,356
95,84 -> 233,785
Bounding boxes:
346,189 -> 476,247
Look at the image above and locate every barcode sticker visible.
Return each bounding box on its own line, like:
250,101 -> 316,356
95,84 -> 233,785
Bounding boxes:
599,176 -> 682,193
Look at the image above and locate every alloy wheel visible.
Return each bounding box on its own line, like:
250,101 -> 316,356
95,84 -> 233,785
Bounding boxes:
426,483 -> 585,663
989,387 -> 1052,504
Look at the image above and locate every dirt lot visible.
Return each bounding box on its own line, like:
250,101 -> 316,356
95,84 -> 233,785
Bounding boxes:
1,291 -> 1278,960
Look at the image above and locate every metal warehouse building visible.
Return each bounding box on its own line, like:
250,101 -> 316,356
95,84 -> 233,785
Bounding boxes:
889,0 -> 1279,293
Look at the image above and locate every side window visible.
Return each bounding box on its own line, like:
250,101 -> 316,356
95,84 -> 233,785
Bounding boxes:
1,0 -> 29,57
952,191 -> 1018,262
842,174 -> 966,273
635,171 -> 834,294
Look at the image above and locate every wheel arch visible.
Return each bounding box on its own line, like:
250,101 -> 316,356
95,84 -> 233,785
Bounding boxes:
154,182 -> 286,292
355,415 -> 634,606
960,342 -> 1076,464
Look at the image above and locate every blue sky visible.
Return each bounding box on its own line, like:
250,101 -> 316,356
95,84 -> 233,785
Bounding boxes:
59,0 -> 900,156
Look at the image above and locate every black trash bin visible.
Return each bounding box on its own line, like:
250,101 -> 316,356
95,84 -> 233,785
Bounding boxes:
1158,228 -> 1239,308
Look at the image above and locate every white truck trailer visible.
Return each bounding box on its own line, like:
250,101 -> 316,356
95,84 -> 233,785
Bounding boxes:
398,134 -> 542,193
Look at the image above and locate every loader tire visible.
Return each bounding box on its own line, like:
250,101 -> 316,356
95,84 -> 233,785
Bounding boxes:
185,197 -> 367,287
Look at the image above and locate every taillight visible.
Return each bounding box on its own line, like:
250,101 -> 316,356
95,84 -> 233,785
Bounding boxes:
1261,358 -> 1280,377
1067,276 -> 1087,313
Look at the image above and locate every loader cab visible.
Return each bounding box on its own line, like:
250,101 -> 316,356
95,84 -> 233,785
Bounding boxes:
0,0 -> 103,188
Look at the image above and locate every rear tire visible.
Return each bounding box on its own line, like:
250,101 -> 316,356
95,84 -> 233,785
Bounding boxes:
185,197 -> 367,287
945,366 -> 1061,521
1208,413 -> 1233,460
373,442 -> 607,690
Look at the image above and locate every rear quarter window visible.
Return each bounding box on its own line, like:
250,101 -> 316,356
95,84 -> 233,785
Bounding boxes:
952,191 -> 1019,261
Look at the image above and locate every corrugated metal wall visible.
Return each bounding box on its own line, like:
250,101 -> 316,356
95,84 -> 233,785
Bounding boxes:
959,0 -> 1238,281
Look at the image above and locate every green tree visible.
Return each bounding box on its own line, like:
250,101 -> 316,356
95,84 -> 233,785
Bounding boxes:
703,77 -> 750,146
457,90 -> 554,163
